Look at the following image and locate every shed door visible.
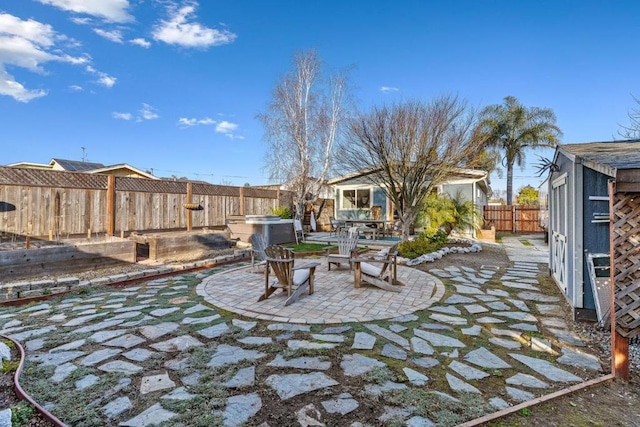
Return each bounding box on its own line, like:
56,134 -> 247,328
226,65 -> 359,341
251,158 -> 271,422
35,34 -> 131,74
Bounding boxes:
551,174 -> 568,292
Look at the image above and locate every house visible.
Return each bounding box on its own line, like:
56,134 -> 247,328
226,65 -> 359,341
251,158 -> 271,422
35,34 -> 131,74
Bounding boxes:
8,158 -> 158,180
547,140 -> 640,321
327,167 -> 491,236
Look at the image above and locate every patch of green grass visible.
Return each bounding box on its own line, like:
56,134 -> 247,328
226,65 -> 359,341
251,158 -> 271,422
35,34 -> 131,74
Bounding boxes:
519,240 -> 533,246
283,242 -> 333,252
11,402 -> 35,427
1,359 -> 19,373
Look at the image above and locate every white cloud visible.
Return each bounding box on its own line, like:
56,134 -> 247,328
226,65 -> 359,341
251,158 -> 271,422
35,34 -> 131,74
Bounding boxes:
380,86 -> 399,93
69,84 -> 83,91
93,28 -> 123,43
37,0 -> 133,23
152,1 -> 237,48
112,111 -> 131,120
178,116 -> 216,127
130,37 -> 151,48
85,65 -> 117,87
70,17 -> 93,25
215,120 -> 243,139
0,13 -> 87,102
139,103 -> 159,121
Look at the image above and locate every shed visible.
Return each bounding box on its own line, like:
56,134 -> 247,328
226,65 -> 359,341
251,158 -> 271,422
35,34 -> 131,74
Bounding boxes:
548,139 -> 640,320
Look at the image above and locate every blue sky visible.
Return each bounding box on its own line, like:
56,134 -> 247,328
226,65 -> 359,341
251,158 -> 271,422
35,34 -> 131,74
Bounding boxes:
1,1 -> 639,192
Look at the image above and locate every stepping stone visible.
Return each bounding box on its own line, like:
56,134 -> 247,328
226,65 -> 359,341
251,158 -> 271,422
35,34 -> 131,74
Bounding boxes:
161,387 -> 197,400
140,372 -> 176,394
510,323 -> 539,332
517,292 -> 560,303
365,381 -> 408,396
151,335 -> 204,352
149,307 -> 180,317
48,314 -> 67,323
406,416 -> 435,427
98,360 -> 143,375
103,396 -> 132,419
288,340 -> 337,350
364,324 -> 410,349
232,319 -> 257,331
267,324 -> 310,332
184,303 -> 213,315
542,318 -> 568,328
104,334 -> 146,349
428,313 -> 467,326
506,373 -> 549,388
208,344 -> 266,368
311,333 -> 345,343
267,354 -> 331,370
391,314 -> 419,322
321,395 -> 359,415
265,372 -> 338,400
237,337 -> 273,345
487,302 -> 511,311
476,316 -> 506,324
403,367 -> 429,386
557,348 -> 602,371
20,303 -> 50,313
123,348 -> 156,362
489,397 -> 510,410
113,312 -> 143,320
182,372 -> 201,387
475,295 -> 500,302
536,304 -> 563,316
412,357 -> 440,369
510,353 -> 583,382
50,339 -> 86,353
461,325 -> 482,336
164,357 -> 189,371
52,362 -> 77,383
295,403 -> 323,426
197,322 -> 230,339
76,374 -> 99,390
181,315 -> 221,325
464,304 -> 489,314
531,337 -> 557,355
489,337 -> 521,349
321,325 -> 352,334
219,393 -> 262,426
487,289 -> 510,297
491,328 -> 522,338
548,328 -> 585,346
414,329 -> 466,348
430,306 -> 462,315
464,347 -> 510,369
410,337 -> 434,355
25,339 -> 45,352
119,403 -> 177,426
381,343 -> 407,360
454,285 -> 484,295
30,351 -> 85,366
445,373 -> 480,394
388,324 -> 408,333
9,325 -> 56,341
80,349 -> 122,366
379,405 -> 415,422
449,360 -> 489,380
493,311 -> 538,322
445,295 -> 476,304
441,349 -> 459,358
74,319 -> 126,334
225,366 -> 255,388
63,314 -> 107,327
139,322 -> 180,339
90,329 -> 127,343
506,386 -> 535,402
501,281 -> 540,291
341,354 -> 386,376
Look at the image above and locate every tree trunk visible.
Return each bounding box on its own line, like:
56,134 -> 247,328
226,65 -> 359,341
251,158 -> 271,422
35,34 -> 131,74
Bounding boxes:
506,162 -> 514,205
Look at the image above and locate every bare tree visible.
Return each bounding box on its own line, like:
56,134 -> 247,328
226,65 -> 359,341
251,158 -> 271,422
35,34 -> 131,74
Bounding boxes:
619,95 -> 640,139
258,50 -> 350,219
338,96 -> 489,241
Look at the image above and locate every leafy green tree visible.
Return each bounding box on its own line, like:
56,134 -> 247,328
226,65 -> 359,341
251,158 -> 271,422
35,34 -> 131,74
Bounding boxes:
476,96 -> 562,205
420,191 -> 481,237
516,185 -> 539,206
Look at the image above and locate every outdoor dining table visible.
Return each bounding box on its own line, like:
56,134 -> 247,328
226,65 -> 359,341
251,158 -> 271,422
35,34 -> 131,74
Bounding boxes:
344,219 -> 389,240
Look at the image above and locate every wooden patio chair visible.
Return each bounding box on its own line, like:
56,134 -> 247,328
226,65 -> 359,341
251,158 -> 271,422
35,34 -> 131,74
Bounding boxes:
353,243 -> 401,292
294,219 -> 305,244
259,245 -> 320,306
329,217 -> 346,237
250,233 -> 268,272
325,228 -> 359,271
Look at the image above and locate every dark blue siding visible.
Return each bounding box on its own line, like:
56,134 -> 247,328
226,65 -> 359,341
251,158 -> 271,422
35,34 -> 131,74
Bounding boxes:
373,188 -> 387,218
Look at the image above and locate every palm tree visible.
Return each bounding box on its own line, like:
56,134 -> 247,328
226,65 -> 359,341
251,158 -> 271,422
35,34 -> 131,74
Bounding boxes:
477,96 -> 562,205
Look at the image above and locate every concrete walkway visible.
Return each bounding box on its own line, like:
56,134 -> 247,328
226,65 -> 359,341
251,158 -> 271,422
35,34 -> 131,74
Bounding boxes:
0,237 -> 603,427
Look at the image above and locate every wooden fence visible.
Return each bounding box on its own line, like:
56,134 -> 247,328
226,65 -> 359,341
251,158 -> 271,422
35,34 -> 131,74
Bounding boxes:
483,205 -> 547,233
0,167 -> 293,238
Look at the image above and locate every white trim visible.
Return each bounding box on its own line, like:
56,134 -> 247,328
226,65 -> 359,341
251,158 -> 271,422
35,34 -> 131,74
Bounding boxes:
552,173 -> 567,188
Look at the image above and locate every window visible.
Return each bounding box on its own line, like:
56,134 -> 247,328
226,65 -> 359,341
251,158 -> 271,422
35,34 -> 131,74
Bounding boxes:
342,189 -> 371,209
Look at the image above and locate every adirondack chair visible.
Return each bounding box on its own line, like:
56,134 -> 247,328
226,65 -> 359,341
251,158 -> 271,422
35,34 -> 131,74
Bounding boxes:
250,233 -> 268,272
325,228 -> 359,271
294,219 -> 305,244
329,217 -> 346,237
259,245 -> 320,306
352,243 -> 401,292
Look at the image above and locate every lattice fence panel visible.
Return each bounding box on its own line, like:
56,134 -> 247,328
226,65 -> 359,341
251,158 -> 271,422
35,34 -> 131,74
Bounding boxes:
612,191 -> 640,338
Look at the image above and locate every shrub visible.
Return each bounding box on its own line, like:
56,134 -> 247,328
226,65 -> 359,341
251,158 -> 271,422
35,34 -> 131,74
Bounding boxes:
398,231 -> 447,259
270,206 -> 293,219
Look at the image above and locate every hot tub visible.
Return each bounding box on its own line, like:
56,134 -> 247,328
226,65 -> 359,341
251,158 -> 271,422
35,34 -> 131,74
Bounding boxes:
227,215 -> 295,245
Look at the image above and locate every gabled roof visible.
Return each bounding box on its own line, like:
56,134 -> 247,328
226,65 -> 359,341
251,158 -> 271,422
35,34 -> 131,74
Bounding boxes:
86,164 -> 158,180
556,140 -> 640,177
50,158 -> 105,171
328,166 -> 489,186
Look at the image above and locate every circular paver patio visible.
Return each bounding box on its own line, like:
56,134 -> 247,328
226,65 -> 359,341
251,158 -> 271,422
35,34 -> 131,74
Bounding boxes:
197,259 -> 445,324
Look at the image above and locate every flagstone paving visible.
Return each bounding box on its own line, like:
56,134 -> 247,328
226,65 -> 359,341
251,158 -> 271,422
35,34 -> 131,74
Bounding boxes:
0,240 -> 607,426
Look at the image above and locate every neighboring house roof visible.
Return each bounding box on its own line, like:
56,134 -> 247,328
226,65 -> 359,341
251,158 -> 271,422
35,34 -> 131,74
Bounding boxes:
50,158 -> 105,171
7,158 -> 156,179
556,140 -> 640,177
86,164 -> 158,180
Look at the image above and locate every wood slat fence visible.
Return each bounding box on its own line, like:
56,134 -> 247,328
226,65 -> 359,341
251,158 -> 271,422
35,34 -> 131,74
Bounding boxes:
0,167 -> 293,238
483,205 -> 547,233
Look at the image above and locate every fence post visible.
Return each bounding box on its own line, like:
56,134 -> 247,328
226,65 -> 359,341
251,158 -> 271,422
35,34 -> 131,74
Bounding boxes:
239,187 -> 245,216
186,182 -> 193,231
512,205 -> 516,233
107,175 -> 115,236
